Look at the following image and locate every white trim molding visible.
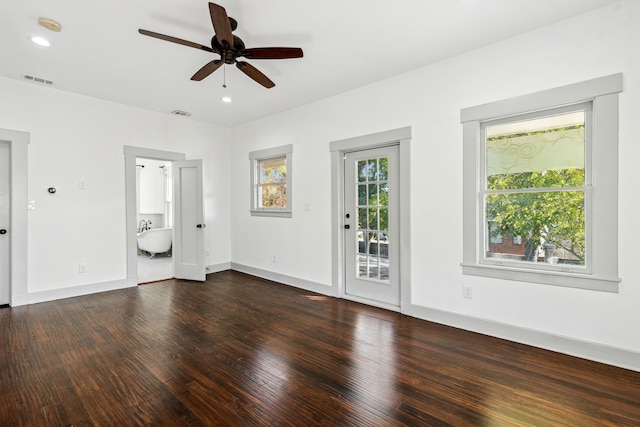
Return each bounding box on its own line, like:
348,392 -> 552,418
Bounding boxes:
230,262 -> 335,297
249,144 -> 293,218
21,279 -> 131,306
460,74 -> 622,292
123,146 -> 186,287
410,303 -> 640,373
329,126 -> 412,314
0,128 -> 30,307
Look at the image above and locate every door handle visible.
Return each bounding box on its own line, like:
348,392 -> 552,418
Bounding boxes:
344,224 -> 350,229
196,224 -> 206,229
0,229 -> 6,235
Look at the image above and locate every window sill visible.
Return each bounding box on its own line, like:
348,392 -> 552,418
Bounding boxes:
461,263 -> 620,293
250,209 -> 292,218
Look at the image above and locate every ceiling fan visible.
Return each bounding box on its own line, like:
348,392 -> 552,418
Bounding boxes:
138,2 -> 303,88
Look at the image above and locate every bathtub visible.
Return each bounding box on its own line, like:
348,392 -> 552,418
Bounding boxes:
137,227 -> 172,258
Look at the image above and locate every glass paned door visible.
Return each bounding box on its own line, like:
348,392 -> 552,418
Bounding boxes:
344,145 -> 399,306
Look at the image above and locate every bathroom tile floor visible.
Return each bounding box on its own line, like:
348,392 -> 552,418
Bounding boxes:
137,253 -> 173,284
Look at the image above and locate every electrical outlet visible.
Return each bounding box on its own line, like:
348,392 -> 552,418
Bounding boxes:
78,263 -> 87,273
272,254 -> 277,263
463,285 -> 473,299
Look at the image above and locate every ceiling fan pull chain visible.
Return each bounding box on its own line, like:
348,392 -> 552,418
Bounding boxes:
223,64 -> 227,88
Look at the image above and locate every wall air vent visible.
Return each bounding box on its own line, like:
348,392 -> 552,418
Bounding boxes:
171,110 -> 192,117
23,74 -> 55,86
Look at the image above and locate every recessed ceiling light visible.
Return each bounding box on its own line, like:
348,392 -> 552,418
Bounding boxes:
31,36 -> 51,47
221,96 -> 232,103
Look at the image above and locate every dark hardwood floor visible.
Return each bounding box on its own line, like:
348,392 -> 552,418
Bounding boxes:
2,271 -> 640,426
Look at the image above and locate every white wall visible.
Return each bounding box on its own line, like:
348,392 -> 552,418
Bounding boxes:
230,0 -> 640,363
0,76 -> 232,299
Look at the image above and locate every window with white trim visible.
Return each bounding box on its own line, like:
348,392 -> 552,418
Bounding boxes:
461,74 -> 622,292
249,144 -> 292,218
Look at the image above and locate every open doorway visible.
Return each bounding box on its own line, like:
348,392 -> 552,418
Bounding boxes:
136,158 -> 173,284
124,146 -> 206,286
124,146 -> 185,287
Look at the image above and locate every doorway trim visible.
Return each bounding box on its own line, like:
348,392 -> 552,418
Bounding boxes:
0,129 -> 29,306
329,127 -> 412,314
124,146 -> 185,286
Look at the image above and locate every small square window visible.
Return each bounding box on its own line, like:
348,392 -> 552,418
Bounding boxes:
249,144 -> 293,218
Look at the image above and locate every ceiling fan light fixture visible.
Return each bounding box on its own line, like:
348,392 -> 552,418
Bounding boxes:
38,17 -> 62,32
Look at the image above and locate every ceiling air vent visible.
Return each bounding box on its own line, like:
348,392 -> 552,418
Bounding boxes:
171,110 -> 192,117
23,74 -> 55,86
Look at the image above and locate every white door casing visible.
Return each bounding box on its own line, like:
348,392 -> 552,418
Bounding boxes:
124,146 -> 207,285
329,126 -> 412,314
344,145 -> 400,306
0,129 -> 29,307
173,159 -> 206,281
0,141 -> 10,305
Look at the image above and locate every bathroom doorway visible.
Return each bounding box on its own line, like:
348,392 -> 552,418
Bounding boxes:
124,146 -> 206,286
136,158 -> 173,284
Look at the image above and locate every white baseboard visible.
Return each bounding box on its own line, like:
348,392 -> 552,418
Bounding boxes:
409,304 -> 640,373
206,262 -> 231,274
230,262 -> 335,296
15,279 -> 134,306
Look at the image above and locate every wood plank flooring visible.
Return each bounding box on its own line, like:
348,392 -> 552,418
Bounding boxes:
1,270 -> 640,426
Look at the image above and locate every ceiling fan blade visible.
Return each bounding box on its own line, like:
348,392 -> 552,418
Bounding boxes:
209,3 -> 233,48
236,61 -> 275,88
191,60 -> 224,81
239,47 -> 304,60
138,29 -> 214,53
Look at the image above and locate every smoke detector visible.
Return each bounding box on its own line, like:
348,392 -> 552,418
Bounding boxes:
38,17 -> 62,32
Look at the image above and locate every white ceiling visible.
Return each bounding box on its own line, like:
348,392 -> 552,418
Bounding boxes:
1,0 -> 618,127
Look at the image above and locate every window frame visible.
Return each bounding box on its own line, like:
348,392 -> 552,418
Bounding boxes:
461,74 -> 622,292
480,102 -> 591,273
249,144 -> 293,218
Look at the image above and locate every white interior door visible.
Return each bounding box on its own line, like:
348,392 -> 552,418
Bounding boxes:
344,145 -> 400,306
173,159 -> 206,281
0,142 -> 10,305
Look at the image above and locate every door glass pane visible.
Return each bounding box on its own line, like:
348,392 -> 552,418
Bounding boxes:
380,232 -> 389,280
368,208 -> 378,230
358,184 -> 367,205
379,208 -> 388,232
367,159 -> 377,181
379,183 -> 389,206
357,255 -> 367,278
368,183 -> 377,205
357,231 -> 366,254
378,158 -> 388,180
352,155 -> 391,283
358,160 -> 367,183
368,256 -> 379,279
357,208 -> 367,230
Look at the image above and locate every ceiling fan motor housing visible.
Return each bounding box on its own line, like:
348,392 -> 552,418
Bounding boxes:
212,35 -> 246,64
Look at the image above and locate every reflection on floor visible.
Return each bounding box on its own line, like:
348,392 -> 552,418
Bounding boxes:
137,254 -> 173,284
